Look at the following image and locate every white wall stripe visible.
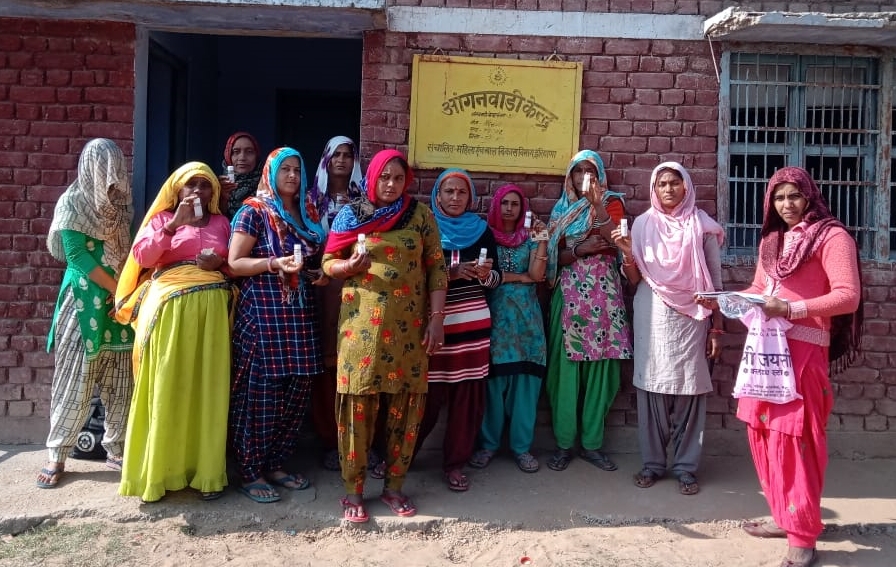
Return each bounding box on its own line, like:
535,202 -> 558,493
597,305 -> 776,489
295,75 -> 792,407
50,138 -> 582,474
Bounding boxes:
387,7 -> 706,41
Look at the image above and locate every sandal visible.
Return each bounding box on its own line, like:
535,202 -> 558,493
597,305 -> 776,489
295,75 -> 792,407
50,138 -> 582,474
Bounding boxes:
340,496 -> 369,523
380,490 -> 417,517
633,468 -> 661,488
444,469 -> 470,492
468,448 -> 496,469
368,459 -> 387,480
200,491 -> 223,501
105,455 -> 123,471
678,472 -> 700,495
36,464 -> 64,489
546,448 -> 573,471
743,520 -> 787,539
515,452 -> 539,473
579,449 -> 617,472
239,481 -> 281,503
268,471 -> 310,490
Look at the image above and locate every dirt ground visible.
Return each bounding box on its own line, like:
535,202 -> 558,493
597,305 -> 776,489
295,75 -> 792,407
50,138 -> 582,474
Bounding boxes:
2,443 -> 895,566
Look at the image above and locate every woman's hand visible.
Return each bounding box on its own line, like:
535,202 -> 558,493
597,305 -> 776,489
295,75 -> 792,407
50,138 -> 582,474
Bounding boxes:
610,228 -> 633,258
305,268 -> 330,287
217,176 -> 236,205
473,257 -> 493,280
694,295 -> 719,310
196,251 -> 225,272
422,318 -> 445,356
344,250 -> 371,276
761,296 -> 790,319
705,334 -> 721,359
272,255 -> 302,274
572,234 -> 612,257
583,179 -> 608,209
169,195 -> 203,229
450,260 -> 480,281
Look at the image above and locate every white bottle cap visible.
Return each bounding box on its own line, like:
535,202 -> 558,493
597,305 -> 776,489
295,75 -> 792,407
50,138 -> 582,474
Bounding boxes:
581,172 -> 592,194
192,200 -> 202,217
620,218 -> 629,237
357,233 -> 367,254
524,211 -> 533,229
478,247 -> 488,265
293,243 -> 303,264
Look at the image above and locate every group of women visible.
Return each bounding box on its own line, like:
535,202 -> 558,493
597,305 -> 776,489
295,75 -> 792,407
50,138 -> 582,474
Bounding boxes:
41,136 -> 860,567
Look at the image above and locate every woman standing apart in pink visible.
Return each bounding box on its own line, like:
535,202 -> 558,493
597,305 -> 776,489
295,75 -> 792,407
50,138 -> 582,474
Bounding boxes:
699,166 -> 862,567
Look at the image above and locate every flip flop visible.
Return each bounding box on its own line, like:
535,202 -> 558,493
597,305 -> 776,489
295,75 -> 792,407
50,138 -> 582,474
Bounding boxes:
239,482 -> 281,503
579,449 -> 618,472
340,497 -> 370,523
678,472 -> 700,495
380,491 -> 417,517
779,548 -> 818,567
469,449 -> 496,469
268,472 -> 310,490
743,520 -> 787,538
633,468 -> 661,488
200,491 -> 223,501
515,452 -> 539,473
105,455 -> 123,471
546,448 -> 572,471
36,466 -> 64,489
444,469 -> 469,492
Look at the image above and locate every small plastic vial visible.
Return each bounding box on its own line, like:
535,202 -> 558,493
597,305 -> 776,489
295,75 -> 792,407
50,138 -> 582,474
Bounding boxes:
524,211 -> 533,229
192,199 -> 203,218
226,165 -> 235,183
620,218 -> 629,237
581,172 -> 592,195
293,243 -> 303,265
477,247 -> 488,266
356,234 -> 367,254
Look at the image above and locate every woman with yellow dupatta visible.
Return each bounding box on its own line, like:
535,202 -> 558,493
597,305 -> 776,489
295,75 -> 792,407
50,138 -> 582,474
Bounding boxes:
115,162 -> 233,502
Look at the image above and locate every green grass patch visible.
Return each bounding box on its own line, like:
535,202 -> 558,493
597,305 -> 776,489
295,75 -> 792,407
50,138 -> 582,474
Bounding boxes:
0,521 -> 132,566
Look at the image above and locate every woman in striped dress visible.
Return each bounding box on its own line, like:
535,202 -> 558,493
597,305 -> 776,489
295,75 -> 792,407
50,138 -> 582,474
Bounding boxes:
415,168 -> 501,492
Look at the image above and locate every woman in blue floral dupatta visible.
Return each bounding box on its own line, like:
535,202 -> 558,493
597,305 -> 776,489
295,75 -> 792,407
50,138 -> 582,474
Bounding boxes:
228,147 -> 328,503
544,150 -> 633,473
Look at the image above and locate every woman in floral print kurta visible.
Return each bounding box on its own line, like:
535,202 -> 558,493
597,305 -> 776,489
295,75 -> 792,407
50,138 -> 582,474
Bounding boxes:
322,149 -> 447,523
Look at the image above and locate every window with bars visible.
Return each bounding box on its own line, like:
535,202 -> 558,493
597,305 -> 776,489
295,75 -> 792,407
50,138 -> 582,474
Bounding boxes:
721,52 -> 894,260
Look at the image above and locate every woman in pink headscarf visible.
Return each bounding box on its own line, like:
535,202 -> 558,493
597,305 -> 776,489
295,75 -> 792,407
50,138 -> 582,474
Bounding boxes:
322,149 -> 447,522
698,166 -> 862,567
613,162 -> 724,497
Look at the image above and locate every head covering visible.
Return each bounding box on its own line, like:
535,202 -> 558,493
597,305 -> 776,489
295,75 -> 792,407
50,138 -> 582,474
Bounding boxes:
631,162 -> 724,319
324,149 -> 414,254
759,166 -> 863,373
310,136 -> 363,230
48,138 -> 133,274
545,150 -> 624,285
116,162 -> 221,307
487,184 -> 530,248
430,168 -> 488,251
222,131 -> 261,168
222,131 -> 263,218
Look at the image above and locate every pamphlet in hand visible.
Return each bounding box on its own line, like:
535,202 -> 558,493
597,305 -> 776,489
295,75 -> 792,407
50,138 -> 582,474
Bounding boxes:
695,291 -> 766,304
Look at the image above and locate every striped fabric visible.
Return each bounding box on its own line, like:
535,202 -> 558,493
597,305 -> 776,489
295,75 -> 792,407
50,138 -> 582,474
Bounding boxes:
427,283 -> 491,383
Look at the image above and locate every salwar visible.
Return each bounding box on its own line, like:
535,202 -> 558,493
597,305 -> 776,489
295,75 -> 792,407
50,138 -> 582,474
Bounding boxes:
740,340 -> 832,549
337,391 -> 425,494
546,337 -> 620,450
480,374 -> 541,455
46,291 -> 132,463
416,380 -> 486,472
636,388 -> 706,477
230,373 -> 314,483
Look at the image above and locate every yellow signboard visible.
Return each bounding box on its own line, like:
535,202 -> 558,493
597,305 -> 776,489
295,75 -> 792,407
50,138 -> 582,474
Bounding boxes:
409,55 -> 582,175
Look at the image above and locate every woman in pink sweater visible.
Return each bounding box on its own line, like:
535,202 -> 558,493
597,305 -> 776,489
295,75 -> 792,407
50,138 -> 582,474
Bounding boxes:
702,167 -> 862,567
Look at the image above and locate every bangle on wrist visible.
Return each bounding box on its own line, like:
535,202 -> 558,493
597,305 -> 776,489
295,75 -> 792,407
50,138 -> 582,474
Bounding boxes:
534,255 -> 548,261
572,244 -> 584,258
267,257 -> 277,273
708,328 -> 725,335
430,310 -> 446,318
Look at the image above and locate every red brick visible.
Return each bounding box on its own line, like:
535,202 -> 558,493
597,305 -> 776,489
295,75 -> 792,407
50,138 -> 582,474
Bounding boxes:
7,52 -> 34,68
20,69 -> 45,87
624,104 -> 672,121
41,170 -> 69,187
660,89 -> 686,105
8,86 -> 56,104
7,400 -> 34,417
557,37 -> 603,54
15,104 -> 41,120
45,69 -> 71,87
46,37 -> 72,52
633,89 -> 660,104
604,39 -> 650,55
57,87 -> 85,104
8,367 -> 32,385
581,103 -> 622,119
616,56 -> 639,71
864,415 -> 888,431
27,152 -> 78,170
33,52 -> 84,69
82,122 -> 134,140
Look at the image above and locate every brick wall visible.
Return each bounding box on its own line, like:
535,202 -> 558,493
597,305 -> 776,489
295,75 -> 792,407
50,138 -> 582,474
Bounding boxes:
0,17 -> 136,442
388,0 -> 896,15
359,29 -> 896,455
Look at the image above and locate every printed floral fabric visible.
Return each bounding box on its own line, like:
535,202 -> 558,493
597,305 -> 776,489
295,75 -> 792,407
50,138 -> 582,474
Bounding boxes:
557,254 -> 632,361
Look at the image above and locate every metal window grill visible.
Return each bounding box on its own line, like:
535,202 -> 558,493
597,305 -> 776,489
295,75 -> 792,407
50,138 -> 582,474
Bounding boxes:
726,53 -> 880,258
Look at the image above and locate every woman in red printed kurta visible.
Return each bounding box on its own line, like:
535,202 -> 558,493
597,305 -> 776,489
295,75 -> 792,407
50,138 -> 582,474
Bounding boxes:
699,166 -> 861,567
